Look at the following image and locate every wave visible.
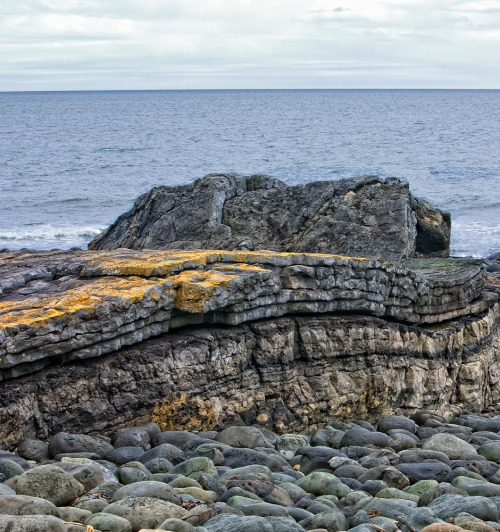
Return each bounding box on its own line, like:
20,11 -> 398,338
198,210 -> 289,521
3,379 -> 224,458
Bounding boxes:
0,225 -> 103,242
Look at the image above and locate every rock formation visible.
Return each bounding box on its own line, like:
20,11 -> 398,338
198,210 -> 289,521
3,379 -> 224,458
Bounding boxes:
0,248 -> 498,448
88,174 -> 451,260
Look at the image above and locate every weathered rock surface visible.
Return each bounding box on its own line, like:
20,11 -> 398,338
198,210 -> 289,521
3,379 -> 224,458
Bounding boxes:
88,173 -> 451,260
0,246 -> 498,447
0,283 -> 499,446
0,249 -> 490,382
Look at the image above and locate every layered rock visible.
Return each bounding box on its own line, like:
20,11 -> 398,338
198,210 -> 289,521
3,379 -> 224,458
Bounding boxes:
88,174 -> 451,260
0,249 -> 489,380
0,248 -> 498,447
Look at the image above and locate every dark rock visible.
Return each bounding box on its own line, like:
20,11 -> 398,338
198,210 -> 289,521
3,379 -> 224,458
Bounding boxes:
0,459 -> 25,479
340,427 -> 394,448
203,513 -> 273,531
112,427 -> 150,450
48,432 -> 113,459
142,457 -> 174,473
396,461 -> 452,482
89,174 -> 450,260
16,439 -> 50,462
418,484 -> 470,506
0,493 -> 58,516
222,448 -> 284,472
427,494 -> 499,522
105,446 -> 145,465
138,443 -> 182,464
399,449 -> 451,465
377,416 -> 418,434
297,447 -> 347,475
152,431 -> 200,449
86,512 -> 133,532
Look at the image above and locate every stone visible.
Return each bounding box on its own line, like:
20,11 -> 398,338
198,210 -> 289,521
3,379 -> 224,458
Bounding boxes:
143,458 -> 174,474
113,427 -> 151,450
297,447 -> 346,475
56,506 -> 92,523
138,443 -> 183,464
298,509 -> 349,532
203,513 -> 274,531
340,427 -> 394,448
478,442 -> 500,463
103,497 -> 186,531
181,501 -> 243,526
48,432 -> 113,458
117,466 -> 150,484
222,448 -> 283,471
16,439 -> 50,461
0,515 -> 68,531
0,459 -> 25,479
295,471 -> 351,498
75,498 -> 110,513
377,415 -> 417,434
106,446 -> 146,465
15,465 -> 85,506
112,481 -> 180,504
396,461 -> 452,482
0,248 -> 495,446
276,434 -> 310,460
89,174 -> 450,260
0,493 -> 58,516
427,494 -> 499,522
169,457 -> 217,480
422,433 -> 478,460
264,516 -> 308,531
375,487 -> 419,502
215,427 -> 272,449
86,512 -> 133,532
158,517 -> 195,531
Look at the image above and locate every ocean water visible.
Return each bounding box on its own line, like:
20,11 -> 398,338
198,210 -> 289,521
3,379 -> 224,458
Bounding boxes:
0,89 -> 499,258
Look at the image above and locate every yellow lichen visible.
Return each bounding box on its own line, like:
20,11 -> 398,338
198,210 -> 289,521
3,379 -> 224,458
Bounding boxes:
152,392 -> 216,431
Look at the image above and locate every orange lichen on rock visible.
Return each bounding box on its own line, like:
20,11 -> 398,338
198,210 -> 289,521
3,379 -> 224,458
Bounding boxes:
172,270 -> 234,313
0,276 -> 172,332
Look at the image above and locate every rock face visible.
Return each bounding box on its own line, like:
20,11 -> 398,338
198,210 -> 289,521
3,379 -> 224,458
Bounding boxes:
0,249 -> 489,380
88,174 -> 451,260
0,248 -> 499,448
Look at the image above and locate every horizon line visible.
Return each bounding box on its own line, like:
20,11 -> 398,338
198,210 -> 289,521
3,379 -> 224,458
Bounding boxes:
1,87 -> 499,94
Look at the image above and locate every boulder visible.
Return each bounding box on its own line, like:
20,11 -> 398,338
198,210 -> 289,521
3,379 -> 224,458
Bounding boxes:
89,173 -> 451,260
15,465 -> 85,506
0,515 -> 68,531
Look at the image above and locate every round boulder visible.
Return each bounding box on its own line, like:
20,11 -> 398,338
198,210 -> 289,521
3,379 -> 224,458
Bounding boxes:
377,416 -> 417,434
15,465 -> 85,506
422,433 -> 477,460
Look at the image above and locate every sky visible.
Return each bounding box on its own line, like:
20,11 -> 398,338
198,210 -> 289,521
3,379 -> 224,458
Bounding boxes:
1,0 -> 499,91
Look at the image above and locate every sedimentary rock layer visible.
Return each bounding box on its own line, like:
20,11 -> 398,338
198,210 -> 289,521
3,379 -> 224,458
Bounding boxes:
0,249 -> 489,380
0,295 -> 499,448
88,174 -> 451,260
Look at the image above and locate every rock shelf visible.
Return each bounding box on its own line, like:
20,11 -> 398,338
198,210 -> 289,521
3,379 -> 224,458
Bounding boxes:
0,249 -> 490,381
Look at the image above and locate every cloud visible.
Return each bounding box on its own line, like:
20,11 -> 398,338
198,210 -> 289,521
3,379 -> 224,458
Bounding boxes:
0,0 -> 499,90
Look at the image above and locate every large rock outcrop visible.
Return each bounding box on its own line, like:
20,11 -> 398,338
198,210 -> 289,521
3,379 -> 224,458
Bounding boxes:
88,174 -> 451,260
0,248 -> 498,447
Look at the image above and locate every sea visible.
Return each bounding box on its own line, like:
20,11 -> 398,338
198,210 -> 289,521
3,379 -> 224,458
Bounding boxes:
0,89 -> 499,258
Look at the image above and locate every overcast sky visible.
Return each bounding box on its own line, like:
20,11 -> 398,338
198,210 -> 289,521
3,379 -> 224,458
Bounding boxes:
1,0 -> 499,91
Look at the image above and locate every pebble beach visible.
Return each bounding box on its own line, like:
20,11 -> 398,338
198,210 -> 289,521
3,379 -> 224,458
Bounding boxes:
3,410 -> 500,532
